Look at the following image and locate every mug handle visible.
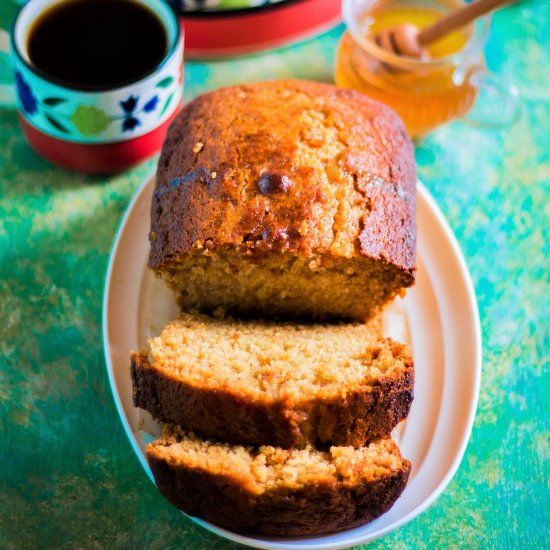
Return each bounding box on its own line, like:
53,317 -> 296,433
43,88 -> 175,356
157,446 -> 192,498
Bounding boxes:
460,67 -> 522,128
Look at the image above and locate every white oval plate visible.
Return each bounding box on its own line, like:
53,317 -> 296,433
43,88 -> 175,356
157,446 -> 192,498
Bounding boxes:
103,174 -> 481,549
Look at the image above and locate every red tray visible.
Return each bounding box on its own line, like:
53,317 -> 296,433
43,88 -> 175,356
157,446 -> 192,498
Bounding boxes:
181,0 -> 341,59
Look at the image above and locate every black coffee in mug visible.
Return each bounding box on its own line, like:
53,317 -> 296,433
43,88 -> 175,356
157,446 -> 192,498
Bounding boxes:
27,0 -> 168,91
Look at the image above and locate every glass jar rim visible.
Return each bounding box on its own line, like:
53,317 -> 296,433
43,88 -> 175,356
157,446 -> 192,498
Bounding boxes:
342,0 -> 490,70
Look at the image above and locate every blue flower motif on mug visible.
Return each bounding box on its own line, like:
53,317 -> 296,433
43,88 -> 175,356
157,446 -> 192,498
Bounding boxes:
120,95 -> 140,132
15,71 -> 38,115
119,94 -> 160,132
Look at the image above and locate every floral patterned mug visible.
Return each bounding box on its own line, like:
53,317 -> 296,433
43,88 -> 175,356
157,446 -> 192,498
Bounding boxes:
10,0 -> 183,173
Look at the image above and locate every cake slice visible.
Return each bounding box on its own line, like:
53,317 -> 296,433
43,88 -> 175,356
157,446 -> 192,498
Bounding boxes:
131,312 -> 414,449
147,426 -> 411,536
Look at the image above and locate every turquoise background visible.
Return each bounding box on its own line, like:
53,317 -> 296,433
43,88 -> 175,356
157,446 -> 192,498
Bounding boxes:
0,0 -> 548,548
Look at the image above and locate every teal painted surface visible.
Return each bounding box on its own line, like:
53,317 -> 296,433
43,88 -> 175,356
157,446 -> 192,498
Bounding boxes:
0,1 -> 548,547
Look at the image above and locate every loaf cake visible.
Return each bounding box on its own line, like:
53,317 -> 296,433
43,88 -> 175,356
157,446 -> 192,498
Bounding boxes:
150,79 -> 416,322
147,426 -> 411,536
132,312 -> 414,448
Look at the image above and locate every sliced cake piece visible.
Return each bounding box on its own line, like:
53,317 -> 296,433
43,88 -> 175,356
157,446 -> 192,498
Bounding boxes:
131,312 -> 414,449
147,426 -> 411,536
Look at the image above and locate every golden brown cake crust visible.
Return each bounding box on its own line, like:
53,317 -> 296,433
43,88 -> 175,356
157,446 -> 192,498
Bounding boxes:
149,79 -> 416,274
147,445 -> 411,536
131,350 -> 414,449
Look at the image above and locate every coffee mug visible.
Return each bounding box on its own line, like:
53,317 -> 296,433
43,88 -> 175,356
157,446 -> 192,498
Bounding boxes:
8,0 -> 183,173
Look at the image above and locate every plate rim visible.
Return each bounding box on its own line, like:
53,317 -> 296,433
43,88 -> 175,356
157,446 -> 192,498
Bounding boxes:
102,174 -> 482,549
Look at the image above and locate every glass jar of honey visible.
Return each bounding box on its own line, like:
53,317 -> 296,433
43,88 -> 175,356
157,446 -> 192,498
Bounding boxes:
335,0 -> 519,138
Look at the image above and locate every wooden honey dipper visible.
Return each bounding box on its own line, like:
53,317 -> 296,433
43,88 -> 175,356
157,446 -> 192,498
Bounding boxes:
375,0 -> 512,57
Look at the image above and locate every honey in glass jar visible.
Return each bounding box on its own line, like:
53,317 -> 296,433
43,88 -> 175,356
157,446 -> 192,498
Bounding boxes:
336,0 -> 516,138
